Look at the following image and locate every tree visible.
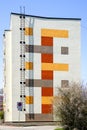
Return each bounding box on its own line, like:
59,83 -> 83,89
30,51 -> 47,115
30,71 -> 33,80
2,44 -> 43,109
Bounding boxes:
0,111 -> 4,120
53,82 -> 87,130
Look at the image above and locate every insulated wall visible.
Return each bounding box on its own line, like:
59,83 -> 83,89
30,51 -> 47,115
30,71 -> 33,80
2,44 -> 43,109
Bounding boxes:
4,13 -> 81,122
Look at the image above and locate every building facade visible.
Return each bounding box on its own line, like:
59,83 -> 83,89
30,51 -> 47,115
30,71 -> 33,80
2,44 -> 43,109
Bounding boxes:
3,13 -> 81,122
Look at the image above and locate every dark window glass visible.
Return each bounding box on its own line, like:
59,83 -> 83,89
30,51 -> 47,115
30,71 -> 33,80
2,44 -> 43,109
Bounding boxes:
61,47 -> 68,55
61,80 -> 69,88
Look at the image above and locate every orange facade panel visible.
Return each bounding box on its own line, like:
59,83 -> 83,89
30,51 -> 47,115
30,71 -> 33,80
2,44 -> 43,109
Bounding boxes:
42,54 -> 53,63
25,96 -> 33,104
42,104 -> 53,114
25,27 -> 33,35
25,62 -> 33,70
42,63 -> 69,71
42,71 -> 53,80
42,96 -> 53,104
42,87 -> 53,96
41,36 -> 53,46
41,29 -> 68,38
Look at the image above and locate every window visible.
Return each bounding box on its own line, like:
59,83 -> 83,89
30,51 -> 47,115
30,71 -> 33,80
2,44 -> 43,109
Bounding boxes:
61,47 -> 68,55
61,80 -> 69,88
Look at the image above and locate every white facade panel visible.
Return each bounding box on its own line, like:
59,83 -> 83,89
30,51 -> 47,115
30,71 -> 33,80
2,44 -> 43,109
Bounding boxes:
25,70 -> 33,79
34,23 -> 41,46
33,53 -> 41,79
34,87 -> 41,113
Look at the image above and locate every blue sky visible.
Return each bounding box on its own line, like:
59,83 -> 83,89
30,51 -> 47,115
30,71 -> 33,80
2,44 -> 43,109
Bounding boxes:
0,0 -> 87,88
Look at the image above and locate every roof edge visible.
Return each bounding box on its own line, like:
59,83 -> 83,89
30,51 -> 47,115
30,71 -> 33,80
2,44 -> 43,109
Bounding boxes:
11,12 -> 81,21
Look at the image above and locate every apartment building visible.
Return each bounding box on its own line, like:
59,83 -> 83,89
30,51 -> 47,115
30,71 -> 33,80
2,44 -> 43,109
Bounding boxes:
3,13 -> 81,122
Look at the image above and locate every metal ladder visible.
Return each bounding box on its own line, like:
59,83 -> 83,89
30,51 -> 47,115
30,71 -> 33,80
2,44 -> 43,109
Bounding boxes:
20,12 -> 26,111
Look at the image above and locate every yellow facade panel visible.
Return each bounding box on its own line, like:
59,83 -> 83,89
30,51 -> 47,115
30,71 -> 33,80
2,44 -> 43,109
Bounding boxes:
25,27 -> 33,35
25,96 -> 33,104
42,63 -> 69,71
41,29 -> 68,38
42,96 -> 53,104
25,62 -> 33,70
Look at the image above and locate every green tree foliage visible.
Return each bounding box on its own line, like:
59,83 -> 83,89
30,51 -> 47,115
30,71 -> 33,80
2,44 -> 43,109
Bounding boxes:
0,111 -> 4,119
53,82 -> 87,130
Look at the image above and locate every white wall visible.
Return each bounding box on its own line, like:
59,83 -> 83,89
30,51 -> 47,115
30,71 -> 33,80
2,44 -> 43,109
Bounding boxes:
4,30 -> 12,122
10,15 -> 25,121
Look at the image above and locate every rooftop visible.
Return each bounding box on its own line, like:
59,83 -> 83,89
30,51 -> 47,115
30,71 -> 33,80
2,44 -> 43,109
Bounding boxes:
11,12 -> 81,21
